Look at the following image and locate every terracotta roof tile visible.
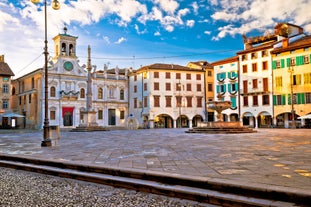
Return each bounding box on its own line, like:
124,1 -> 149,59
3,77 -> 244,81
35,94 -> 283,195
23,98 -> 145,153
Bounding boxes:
0,62 -> 15,76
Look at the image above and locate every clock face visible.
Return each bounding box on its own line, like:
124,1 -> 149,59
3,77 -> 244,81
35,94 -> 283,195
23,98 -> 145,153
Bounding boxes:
63,61 -> 73,71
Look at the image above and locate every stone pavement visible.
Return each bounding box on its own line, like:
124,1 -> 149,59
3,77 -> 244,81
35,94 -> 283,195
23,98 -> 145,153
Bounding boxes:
0,128 -> 311,193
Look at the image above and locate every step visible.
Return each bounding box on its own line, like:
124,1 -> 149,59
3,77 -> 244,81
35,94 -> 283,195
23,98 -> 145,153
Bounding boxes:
0,154 -> 308,207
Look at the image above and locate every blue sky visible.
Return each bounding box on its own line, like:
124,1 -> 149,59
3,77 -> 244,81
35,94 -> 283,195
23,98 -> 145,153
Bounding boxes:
1,0 -> 311,77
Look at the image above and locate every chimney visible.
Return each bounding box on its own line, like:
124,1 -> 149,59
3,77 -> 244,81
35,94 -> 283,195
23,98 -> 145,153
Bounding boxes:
282,38 -> 289,48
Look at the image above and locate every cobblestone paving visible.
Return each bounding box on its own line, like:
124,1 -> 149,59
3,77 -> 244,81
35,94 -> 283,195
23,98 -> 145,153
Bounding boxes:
0,128 -> 311,191
0,167 -> 215,207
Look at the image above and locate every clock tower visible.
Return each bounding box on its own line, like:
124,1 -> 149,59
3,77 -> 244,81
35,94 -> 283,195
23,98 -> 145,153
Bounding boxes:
52,26 -> 84,75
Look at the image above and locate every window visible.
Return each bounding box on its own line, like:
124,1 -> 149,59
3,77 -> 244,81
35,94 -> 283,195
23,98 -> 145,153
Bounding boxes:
304,55 -> 310,64
186,74 -> 191,80
109,87 -> 115,98
251,52 -> 257,59
186,83 -> 191,91
143,72 -> 147,79
304,73 -> 311,84
154,96 -> 160,107
12,87 -> 15,95
293,74 -> 301,85
242,54 -> 247,61
186,96 -> 192,107
243,96 -> 248,106
196,74 -> 201,80
276,76 -> 282,87
253,95 -> 258,106
50,86 -> 56,97
2,99 -> 8,109
263,95 -> 269,105
252,79 -> 258,89
208,83 -> 213,92
252,63 -> 257,72
197,97 -> 202,107
98,110 -> 103,119
290,58 -> 295,66
134,85 -> 137,93
29,94 -> 31,103
165,96 -> 172,107
19,97 -> 21,105
120,111 -> 125,119
243,80 -> 248,93
306,93 -> 311,103
176,73 -> 181,79
31,78 -> 35,89
98,88 -> 103,99
120,89 -> 124,100
154,72 -> 159,78
2,84 -> 9,93
134,98 -> 137,108
154,82 -> 159,90
262,61 -> 268,70
230,96 -> 237,108
144,96 -> 148,107
276,60 -> 281,68
144,83 -> 147,91
207,71 -> 212,77
261,50 -> 268,57
197,84 -> 201,92
50,110 -> 56,120
176,96 -> 182,107
242,65 -> 248,73
80,88 -> 85,98
165,83 -> 171,91
134,75 -> 137,81
263,78 -> 268,91
165,72 -> 170,79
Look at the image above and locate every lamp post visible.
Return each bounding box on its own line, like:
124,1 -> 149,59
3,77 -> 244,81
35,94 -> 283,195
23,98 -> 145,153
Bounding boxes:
288,66 -> 296,129
31,0 -> 60,147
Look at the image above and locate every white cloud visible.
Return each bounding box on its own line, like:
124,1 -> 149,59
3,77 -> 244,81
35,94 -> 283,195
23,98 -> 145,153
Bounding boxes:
191,2 -> 199,15
211,0 -> 311,40
154,31 -> 161,36
135,24 -> 147,34
103,36 -> 110,44
115,37 -> 127,44
154,0 -> 179,14
186,20 -> 195,27
204,31 -> 211,35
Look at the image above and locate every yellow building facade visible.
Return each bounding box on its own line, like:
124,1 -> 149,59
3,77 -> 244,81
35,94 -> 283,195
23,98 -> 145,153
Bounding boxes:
271,36 -> 311,128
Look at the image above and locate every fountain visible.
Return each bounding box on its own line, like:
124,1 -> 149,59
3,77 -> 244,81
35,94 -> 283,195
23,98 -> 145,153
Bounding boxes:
187,99 -> 256,134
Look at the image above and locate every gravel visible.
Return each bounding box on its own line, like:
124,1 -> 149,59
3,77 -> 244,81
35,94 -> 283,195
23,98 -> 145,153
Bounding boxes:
0,167 -> 216,207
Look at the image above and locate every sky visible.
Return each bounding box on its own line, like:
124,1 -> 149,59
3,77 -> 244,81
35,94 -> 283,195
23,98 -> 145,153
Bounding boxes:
1,0 -> 311,78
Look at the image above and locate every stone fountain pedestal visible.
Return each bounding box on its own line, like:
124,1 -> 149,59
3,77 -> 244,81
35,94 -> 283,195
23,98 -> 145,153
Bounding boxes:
187,100 -> 256,134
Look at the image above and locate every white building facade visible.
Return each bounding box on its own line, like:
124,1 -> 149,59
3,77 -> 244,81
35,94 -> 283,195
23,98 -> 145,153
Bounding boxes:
128,64 -> 206,129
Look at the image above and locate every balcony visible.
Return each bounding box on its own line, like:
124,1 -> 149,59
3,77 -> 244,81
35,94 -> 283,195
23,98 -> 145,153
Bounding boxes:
240,88 -> 270,96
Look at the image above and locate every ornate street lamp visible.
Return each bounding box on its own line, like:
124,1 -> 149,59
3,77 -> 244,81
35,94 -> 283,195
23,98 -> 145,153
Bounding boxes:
31,0 -> 60,147
288,66 -> 296,129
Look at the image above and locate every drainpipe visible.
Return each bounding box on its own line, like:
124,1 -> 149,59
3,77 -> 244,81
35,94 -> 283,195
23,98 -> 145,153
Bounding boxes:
237,57 -> 241,122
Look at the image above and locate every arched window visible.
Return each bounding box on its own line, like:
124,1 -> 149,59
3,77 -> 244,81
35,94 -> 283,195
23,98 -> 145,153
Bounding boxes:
61,43 -> 66,55
109,87 -> 115,98
98,88 -> 103,99
120,89 -> 124,100
80,88 -> 85,98
69,44 -> 74,56
12,87 -> 15,95
50,86 -> 56,97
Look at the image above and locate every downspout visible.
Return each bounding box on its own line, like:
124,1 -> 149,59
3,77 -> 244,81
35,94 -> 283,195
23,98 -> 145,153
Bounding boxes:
203,68 -> 207,122
270,52 -> 274,127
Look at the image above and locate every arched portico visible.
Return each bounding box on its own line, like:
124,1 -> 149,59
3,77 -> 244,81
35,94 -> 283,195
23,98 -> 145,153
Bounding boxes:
257,111 -> 272,128
154,114 -> 173,128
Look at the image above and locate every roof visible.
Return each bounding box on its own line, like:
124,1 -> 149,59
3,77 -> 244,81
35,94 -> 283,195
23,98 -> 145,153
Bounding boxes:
271,35 -> 311,54
136,63 -> 203,73
211,56 -> 239,66
0,61 -> 15,76
187,61 -> 213,69
237,41 -> 275,54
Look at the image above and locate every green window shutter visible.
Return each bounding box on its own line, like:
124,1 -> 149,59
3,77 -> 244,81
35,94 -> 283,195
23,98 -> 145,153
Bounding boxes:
272,60 -> 276,69
216,85 -> 220,93
302,93 -> 305,104
223,72 -> 226,79
297,93 -> 301,104
228,84 -> 231,92
273,95 -> 277,105
231,97 -> 237,108
281,59 -> 285,68
288,94 -> 292,105
286,58 -> 291,67
235,82 -> 238,91
282,94 -> 286,105
296,56 -> 299,66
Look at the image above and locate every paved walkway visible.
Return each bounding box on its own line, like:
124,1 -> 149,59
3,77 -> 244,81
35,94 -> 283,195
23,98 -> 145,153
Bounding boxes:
0,128 -> 310,193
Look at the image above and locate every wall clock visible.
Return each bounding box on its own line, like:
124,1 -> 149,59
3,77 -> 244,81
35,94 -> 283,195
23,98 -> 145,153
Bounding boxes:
63,61 -> 73,71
